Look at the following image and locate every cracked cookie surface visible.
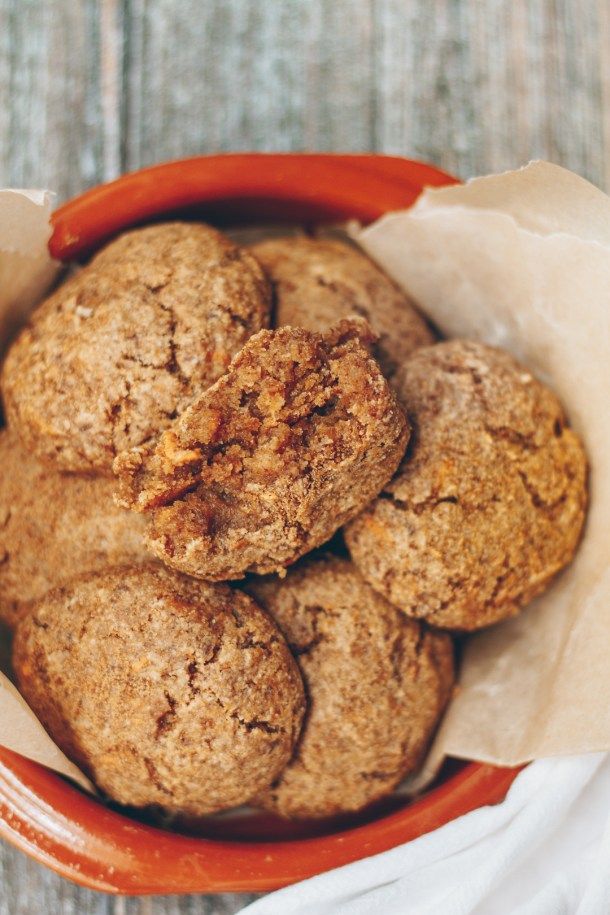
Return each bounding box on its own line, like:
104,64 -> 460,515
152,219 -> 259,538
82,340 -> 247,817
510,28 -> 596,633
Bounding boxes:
12,564 -> 305,816
345,340 -> 588,631
114,318 -> 409,580
246,556 -> 454,818
0,430 -> 149,629
250,236 -> 435,378
1,222 -> 271,473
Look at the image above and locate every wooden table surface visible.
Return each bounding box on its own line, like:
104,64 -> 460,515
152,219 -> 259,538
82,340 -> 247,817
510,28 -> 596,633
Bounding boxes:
0,1 -> 608,912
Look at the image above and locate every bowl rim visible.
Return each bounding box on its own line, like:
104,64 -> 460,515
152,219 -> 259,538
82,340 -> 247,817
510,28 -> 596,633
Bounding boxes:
1,152 -> 521,894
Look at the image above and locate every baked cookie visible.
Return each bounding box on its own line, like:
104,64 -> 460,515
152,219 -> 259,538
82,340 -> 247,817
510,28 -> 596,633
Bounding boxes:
247,557 -> 454,819
345,341 -> 588,631
250,237 -> 435,377
0,430 -> 148,629
2,222 -> 271,473
13,565 -> 305,817
114,318 -> 409,580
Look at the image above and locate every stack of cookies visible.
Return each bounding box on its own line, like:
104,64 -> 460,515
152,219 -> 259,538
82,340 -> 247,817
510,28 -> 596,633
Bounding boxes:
0,224 -> 587,820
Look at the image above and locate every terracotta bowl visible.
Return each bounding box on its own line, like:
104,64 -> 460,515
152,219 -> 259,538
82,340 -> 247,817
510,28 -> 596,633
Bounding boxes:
0,154 -> 521,894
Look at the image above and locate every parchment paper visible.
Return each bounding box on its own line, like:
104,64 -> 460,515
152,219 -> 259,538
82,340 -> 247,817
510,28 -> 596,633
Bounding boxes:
0,190 -> 60,348
0,190 -> 92,790
0,163 -> 608,796
358,160 -> 610,766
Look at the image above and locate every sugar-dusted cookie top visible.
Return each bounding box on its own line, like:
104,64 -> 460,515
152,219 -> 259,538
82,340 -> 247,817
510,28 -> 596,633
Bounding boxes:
247,556 -> 454,818
345,340 -> 588,631
0,430 -> 148,629
114,318 -> 409,580
2,222 -> 271,473
250,236 -> 435,377
13,564 -> 305,817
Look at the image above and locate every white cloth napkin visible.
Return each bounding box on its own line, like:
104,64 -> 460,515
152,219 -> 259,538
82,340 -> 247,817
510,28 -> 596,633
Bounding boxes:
242,754 -> 610,915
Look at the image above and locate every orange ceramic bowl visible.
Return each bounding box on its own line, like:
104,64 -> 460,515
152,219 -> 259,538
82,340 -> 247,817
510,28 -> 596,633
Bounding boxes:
0,154 -> 521,894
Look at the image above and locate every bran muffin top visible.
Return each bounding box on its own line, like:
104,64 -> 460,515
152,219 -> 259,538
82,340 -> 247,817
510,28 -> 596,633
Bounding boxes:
13,564 -> 305,817
2,222 -> 271,473
114,318 -> 409,581
250,236 -> 435,378
247,556 -> 454,819
0,430 -> 148,630
345,340 -> 588,631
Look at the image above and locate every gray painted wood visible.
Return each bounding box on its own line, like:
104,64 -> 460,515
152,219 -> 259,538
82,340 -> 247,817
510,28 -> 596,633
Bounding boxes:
0,0 -> 608,911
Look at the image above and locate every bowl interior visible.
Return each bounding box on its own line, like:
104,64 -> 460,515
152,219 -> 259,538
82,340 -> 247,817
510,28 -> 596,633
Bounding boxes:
0,154 -> 519,893
49,154 -> 454,844
112,758 -> 470,843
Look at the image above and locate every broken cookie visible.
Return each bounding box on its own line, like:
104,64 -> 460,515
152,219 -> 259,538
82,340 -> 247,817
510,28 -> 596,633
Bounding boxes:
114,318 -> 409,580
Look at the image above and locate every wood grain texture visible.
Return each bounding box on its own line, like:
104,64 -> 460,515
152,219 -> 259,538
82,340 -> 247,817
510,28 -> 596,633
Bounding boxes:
0,0 -> 609,912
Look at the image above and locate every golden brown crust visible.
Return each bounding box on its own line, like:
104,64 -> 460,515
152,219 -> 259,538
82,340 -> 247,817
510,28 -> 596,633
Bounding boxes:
13,564 -> 305,816
0,430 -> 149,629
345,340 -> 588,631
246,556 -> 454,819
2,222 -> 271,473
250,237 -> 435,377
114,318 -> 409,580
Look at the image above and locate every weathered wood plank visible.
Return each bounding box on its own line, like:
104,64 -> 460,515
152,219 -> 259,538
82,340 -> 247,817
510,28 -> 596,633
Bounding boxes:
0,0 -> 110,200
2,0 -> 610,199
373,0 -> 609,184
0,844 -> 261,915
122,0 -> 378,167
1,1 -> 609,913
